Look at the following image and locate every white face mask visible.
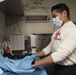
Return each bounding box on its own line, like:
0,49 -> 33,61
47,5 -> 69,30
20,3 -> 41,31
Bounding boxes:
53,16 -> 63,27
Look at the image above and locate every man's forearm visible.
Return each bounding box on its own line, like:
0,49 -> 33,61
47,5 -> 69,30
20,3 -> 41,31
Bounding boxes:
35,50 -> 45,57
34,55 -> 54,67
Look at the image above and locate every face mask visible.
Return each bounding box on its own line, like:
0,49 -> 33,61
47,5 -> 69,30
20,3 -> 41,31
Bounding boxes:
53,16 -> 63,27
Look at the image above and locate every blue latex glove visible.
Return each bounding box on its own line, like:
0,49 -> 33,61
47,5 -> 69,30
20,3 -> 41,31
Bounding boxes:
23,54 -> 36,61
17,60 -> 33,70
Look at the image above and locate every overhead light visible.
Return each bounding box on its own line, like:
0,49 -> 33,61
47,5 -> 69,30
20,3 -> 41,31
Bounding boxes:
0,0 -> 5,2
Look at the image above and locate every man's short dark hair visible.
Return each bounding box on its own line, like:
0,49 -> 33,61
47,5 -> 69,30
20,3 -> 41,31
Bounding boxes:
51,3 -> 70,18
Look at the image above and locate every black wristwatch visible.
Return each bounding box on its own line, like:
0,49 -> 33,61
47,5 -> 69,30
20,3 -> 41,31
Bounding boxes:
32,60 -> 35,67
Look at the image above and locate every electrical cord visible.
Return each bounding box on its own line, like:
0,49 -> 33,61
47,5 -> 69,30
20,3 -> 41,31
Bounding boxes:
16,22 -> 22,34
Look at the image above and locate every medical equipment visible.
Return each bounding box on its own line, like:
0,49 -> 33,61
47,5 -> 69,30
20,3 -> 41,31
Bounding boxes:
9,34 -> 25,51
9,34 -> 26,56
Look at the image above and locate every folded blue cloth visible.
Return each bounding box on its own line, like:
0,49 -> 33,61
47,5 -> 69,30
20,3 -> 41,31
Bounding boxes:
0,53 -> 35,74
5,57 -> 21,66
5,62 -> 35,73
0,54 -> 11,71
2,67 -> 47,75
1,72 -> 7,75
17,60 -> 33,70
5,68 -> 42,75
22,54 -> 36,61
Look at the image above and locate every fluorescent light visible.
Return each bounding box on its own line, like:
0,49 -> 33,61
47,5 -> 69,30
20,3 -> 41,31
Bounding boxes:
0,0 -> 5,2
